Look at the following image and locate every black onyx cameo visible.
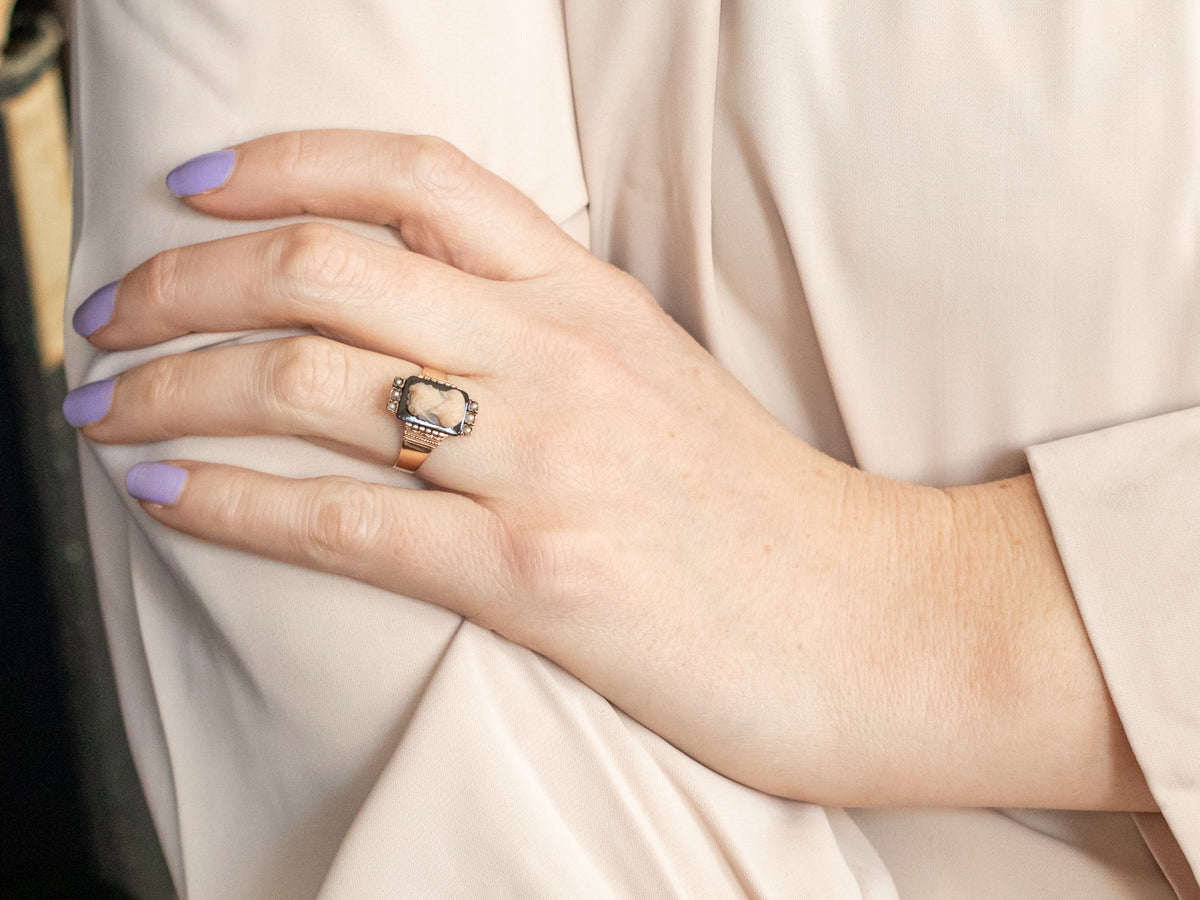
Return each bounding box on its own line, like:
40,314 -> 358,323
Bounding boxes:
397,375 -> 475,436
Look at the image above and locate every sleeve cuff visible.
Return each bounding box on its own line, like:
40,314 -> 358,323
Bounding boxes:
1027,405 -> 1200,893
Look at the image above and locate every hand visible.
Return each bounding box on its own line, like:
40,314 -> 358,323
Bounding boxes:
67,130 -> 1152,811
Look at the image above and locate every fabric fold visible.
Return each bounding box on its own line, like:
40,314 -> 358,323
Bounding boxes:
1028,406 -> 1200,896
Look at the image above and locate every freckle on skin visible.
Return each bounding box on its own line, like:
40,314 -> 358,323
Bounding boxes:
763,544 -> 772,554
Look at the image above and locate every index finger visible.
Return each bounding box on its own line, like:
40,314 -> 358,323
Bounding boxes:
167,130 -> 580,281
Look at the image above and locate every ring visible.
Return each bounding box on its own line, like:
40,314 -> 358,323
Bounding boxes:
388,368 -> 478,471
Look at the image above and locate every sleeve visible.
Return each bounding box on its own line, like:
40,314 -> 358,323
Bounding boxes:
1028,406 -> 1200,897
66,2 -> 893,898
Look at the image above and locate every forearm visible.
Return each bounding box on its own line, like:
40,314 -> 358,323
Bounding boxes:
653,445 -> 1154,811
936,474 -> 1154,810
770,466 -> 1155,810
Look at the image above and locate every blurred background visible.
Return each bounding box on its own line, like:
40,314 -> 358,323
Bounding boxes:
0,1 -> 172,896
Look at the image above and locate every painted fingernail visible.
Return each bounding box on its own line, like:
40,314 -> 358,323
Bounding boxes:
126,462 -> 187,505
72,281 -> 118,337
62,377 -> 116,427
166,148 -> 236,196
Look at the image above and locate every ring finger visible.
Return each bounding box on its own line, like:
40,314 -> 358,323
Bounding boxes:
66,334 -> 499,493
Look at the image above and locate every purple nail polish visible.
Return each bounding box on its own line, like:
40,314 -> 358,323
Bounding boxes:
165,149 -> 236,197
62,378 -> 116,427
126,462 -> 187,505
72,281 -> 118,337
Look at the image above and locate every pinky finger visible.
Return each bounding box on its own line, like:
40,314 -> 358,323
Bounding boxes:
125,461 -> 509,619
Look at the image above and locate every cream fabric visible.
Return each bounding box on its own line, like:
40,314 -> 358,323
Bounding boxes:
67,1 -> 1198,897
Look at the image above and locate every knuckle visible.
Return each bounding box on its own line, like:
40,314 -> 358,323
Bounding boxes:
501,524 -> 565,600
502,331 -> 638,485
141,247 -> 184,315
534,320 -> 617,387
265,335 -> 354,424
139,354 -> 190,417
407,135 -> 477,201
273,130 -> 323,182
501,523 -> 615,615
532,423 -> 606,491
300,477 -> 389,563
274,222 -> 362,305
211,472 -> 258,533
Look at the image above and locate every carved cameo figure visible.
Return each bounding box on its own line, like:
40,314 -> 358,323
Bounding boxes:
406,381 -> 466,430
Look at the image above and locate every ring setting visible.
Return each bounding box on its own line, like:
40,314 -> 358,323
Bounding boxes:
389,368 -> 477,470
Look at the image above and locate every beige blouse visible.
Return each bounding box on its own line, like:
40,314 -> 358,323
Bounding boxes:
68,1 -> 1199,896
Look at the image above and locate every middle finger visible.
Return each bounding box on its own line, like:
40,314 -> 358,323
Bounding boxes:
76,222 -> 518,377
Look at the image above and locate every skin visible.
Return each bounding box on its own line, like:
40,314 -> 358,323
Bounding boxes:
75,130 -> 1154,811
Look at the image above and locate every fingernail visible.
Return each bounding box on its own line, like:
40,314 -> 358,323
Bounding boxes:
126,462 -> 187,505
166,148 -> 236,196
62,378 -> 116,427
72,281 -> 118,337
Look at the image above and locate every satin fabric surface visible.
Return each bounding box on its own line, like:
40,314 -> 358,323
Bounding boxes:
67,2 -> 1199,896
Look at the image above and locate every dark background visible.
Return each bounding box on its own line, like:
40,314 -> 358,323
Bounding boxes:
1,1 -> 171,896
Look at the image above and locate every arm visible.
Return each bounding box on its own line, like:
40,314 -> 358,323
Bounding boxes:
67,129 -> 1151,812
